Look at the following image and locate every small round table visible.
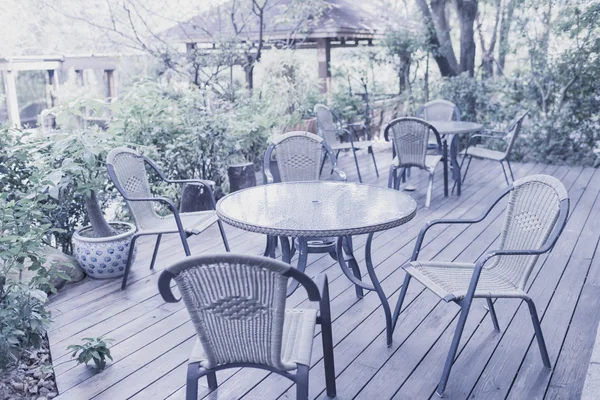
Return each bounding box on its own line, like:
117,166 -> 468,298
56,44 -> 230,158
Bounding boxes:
216,181 -> 417,345
429,121 -> 483,196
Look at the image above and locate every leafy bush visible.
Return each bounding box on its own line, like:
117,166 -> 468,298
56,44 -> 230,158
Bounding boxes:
0,283 -> 51,368
115,81 -> 235,197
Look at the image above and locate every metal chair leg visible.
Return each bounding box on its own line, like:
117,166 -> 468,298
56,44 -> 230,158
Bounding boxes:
394,168 -> 405,190
217,220 -> 230,252
388,165 -> 396,188
296,364 -> 309,400
351,145 -> 363,183
149,234 -> 162,270
461,155 -> 473,185
486,298 -> 501,331
392,274 -> 411,332
186,363 -> 200,400
452,151 -> 469,194
370,145 -> 379,177
525,297 -> 551,368
206,371 -> 218,390
500,161 -> 510,185
506,159 -> 515,182
319,281 -> 337,397
437,301 -> 473,397
426,173 -> 434,208
121,234 -> 139,290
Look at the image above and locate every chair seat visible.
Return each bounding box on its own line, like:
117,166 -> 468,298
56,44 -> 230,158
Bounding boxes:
189,308 -> 318,369
139,211 -> 218,236
330,140 -> 374,151
462,146 -> 505,161
392,155 -> 442,171
404,261 -> 525,302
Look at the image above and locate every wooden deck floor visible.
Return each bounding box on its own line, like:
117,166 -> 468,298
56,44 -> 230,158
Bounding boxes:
48,148 -> 600,400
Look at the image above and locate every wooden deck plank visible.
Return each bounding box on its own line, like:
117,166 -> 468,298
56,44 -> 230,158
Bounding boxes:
394,165 -> 574,399
508,175 -> 600,400
203,161 -> 530,400
48,153 -> 599,400
128,160 -> 504,400
347,163 -> 552,400
463,167 -> 599,399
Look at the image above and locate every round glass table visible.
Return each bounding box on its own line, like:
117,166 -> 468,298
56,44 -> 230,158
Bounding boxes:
217,181 -> 417,345
430,121 -> 483,196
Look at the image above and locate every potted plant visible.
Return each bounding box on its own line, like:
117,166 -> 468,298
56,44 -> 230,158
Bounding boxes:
33,100 -> 136,279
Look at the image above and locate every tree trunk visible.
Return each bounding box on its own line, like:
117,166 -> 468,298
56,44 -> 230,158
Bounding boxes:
430,0 -> 460,72
477,0 -> 501,79
454,0 -> 478,76
415,0 -> 458,77
84,191 -> 116,238
498,0 -> 516,73
245,63 -> 254,90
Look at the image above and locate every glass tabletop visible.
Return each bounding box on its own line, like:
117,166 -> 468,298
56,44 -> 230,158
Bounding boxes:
216,182 -> 418,237
430,121 -> 483,135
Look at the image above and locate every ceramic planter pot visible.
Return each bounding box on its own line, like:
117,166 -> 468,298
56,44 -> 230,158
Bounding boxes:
72,222 -> 137,279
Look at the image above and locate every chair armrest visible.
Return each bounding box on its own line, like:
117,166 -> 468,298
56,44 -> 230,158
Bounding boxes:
157,270 -> 180,303
314,274 -> 332,325
124,195 -> 189,236
467,134 -> 507,148
412,186 -> 513,261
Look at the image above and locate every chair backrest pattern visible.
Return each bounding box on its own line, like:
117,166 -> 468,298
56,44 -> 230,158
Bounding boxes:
170,255 -> 295,370
314,104 -> 342,145
385,118 -> 438,169
489,174 -> 568,289
270,132 -> 325,182
420,99 -> 461,122
106,148 -> 159,230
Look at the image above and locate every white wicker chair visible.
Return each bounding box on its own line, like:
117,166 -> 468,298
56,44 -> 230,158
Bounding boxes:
392,174 -> 570,396
158,253 -> 336,400
384,117 -> 448,208
106,147 -> 230,289
314,104 -> 378,183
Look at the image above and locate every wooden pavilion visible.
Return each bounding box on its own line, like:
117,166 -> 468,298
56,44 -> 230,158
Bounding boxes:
161,0 -> 386,92
0,55 -> 119,127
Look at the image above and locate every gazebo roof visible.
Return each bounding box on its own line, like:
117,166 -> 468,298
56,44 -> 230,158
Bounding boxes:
162,0 -> 386,44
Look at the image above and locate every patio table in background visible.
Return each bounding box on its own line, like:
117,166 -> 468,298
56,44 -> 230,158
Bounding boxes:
429,120 -> 483,196
216,181 -> 417,345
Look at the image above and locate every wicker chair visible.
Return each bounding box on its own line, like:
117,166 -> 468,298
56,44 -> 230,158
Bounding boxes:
263,132 -> 347,294
392,174 -> 570,396
418,99 -> 462,122
313,104 -> 378,183
106,147 -> 230,290
459,110 -> 529,187
384,118 -> 448,208
264,131 -> 346,183
158,253 -> 336,400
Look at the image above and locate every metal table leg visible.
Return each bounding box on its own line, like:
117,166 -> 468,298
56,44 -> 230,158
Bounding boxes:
336,234 -> 393,345
284,237 -> 308,296
448,133 -> 462,196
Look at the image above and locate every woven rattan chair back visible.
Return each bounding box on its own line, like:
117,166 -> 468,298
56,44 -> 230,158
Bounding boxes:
168,254 -> 294,370
503,111 -> 529,157
268,132 -> 326,182
106,148 -> 158,230
384,117 -> 442,169
420,99 -> 461,122
490,175 -> 568,289
314,104 -> 341,145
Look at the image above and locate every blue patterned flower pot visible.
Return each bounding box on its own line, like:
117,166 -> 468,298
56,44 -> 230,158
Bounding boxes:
72,222 -> 137,279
